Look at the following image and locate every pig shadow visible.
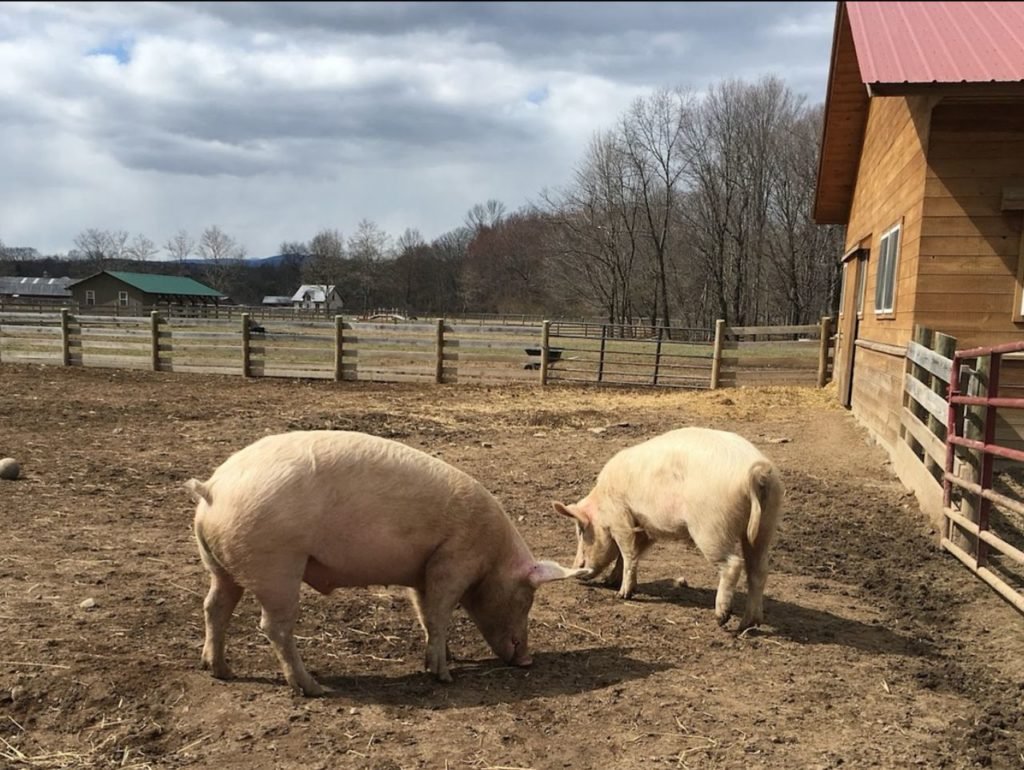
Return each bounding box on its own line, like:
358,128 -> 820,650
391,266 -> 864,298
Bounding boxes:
317,645 -> 668,708
609,579 -> 937,659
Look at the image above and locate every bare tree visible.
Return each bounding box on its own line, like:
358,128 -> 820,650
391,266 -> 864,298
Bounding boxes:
199,225 -> 246,263
545,130 -> 647,324
396,228 -> 426,254
682,77 -> 804,324
620,87 -> 694,330
464,200 -> 506,233
302,229 -> 345,287
279,240 -> 309,259
165,229 -> 195,264
73,229 -> 108,263
347,219 -> 391,312
765,104 -> 844,322
198,225 -> 246,295
127,234 -> 158,261
463,210 -> 553,313
107,230 -> 130,261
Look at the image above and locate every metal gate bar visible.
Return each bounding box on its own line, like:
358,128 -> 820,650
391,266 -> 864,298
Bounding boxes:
941,339 -> 1024,613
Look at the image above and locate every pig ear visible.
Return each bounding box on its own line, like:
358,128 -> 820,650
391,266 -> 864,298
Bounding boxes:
527,560 -> 590,588
552,501 -> 590,526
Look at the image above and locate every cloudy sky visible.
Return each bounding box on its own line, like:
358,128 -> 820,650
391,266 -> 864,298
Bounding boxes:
0,1 -> 836,259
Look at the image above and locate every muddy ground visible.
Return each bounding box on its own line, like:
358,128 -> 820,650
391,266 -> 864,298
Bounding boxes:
1,364 -> 1022,769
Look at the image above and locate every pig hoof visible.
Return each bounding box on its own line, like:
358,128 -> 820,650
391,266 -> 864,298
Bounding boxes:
299,680 -> 325,697
716,611 -> 731,627
201,657 -> 234,680
435,670 -> 453,684
617,589 -> 634,600
737,617 -> 762,633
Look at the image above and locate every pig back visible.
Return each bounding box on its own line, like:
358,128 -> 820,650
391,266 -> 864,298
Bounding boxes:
195,431 -> 519,587
593,428 -> 769,535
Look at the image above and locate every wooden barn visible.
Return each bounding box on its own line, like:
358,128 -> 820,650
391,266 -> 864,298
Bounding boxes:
814,1 -> 1024,490
68,271 -> 225,312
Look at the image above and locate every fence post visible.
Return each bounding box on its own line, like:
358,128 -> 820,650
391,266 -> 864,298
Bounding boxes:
816,316 -> 832,387
956,355 -> 989,554
434,319 -> 445,384
334,315 -> 345,382
597,324 -> 607,383
653,327 -> 664,385
150,311 -> 160,372
540,320 -> 551,386
906,325 -> 932,465
241,312 -> 251,378
60,308 -> 71,366
929,331 -> 956,455
710,319 -> 725,389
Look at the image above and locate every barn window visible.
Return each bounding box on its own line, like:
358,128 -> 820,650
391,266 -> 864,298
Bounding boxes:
118,291 -> 129,307
85,290 -> 95,306
874,224 -> 900,314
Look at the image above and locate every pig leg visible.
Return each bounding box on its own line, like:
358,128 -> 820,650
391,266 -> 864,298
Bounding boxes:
713,553 -> 744,627
417,582 -> 462,683
738,538 -> 769,631
601,552 -> 624,589
254,583 -> 324,697
200,571 -> 244,678
613,529 -> 643,600
408,589 -> 454,663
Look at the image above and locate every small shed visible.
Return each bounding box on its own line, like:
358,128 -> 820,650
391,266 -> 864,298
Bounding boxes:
290,284 -> 343,311
0,276 -> 73,305
813,1 -> 1024,456
68,271 -> 225,312
262,295 -> 293,307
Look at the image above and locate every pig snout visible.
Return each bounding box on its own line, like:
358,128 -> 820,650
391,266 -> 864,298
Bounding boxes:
509,639 -> 532,667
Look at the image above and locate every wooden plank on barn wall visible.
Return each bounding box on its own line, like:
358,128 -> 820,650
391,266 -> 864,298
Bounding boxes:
892,440 -> 945,530
904,375 -> 949,427
913,293 -> 1017,312
905,340 -> 952,382
918,235 -> 1018,258
900,407 -> 946,467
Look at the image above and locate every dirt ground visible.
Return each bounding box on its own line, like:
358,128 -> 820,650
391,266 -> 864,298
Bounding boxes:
1,364 -> 1022,770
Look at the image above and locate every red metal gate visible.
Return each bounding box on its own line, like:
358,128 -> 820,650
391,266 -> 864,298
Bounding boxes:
941,340 -> 1024,613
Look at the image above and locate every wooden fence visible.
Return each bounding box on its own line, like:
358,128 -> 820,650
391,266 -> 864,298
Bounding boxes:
894,326 -> 1024,613
0,311 -> 834,390
548,318 -> 834,390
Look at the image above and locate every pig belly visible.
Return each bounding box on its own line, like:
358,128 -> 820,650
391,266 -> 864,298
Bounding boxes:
301,541 -> 433,593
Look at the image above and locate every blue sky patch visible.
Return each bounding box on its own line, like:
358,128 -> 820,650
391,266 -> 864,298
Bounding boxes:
87,39 -> 133,64
526,86 -> 549,105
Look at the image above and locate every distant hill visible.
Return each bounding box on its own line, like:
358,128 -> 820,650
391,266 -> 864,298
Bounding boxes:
178,254 -> 306,267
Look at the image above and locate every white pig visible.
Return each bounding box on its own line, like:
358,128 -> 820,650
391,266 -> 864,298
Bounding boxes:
553,427 -> 784,631
186,430 -> 586,696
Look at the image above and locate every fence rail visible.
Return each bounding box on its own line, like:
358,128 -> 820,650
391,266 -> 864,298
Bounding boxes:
941,339 -> 1024,614
0,310 -> 834,391
895,325 -> 1024,614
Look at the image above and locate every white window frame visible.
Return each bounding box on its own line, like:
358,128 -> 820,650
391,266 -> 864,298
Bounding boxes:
118,290 -> 129,307
874,223 -> 901,315
85,290 -> 95,306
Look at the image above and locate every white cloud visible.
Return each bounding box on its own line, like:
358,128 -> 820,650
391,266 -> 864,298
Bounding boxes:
0,1 -> 835,257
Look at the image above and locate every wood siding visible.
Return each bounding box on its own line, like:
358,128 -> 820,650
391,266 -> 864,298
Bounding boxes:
842,95 -> 935,348
918,102 -> 1024,347
850,344 -> 906,451
69,275 -> 148,312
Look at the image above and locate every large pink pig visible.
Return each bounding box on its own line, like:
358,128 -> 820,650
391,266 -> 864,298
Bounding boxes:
187,430 -> 586,696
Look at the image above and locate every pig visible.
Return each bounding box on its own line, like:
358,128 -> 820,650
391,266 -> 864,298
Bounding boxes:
552,427 -> 784,631
186,430 -> 587,696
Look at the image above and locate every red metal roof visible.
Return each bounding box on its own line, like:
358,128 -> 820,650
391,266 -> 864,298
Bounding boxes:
847,1 -> 1024,86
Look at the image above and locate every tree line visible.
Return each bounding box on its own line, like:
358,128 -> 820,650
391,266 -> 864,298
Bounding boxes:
2,75 -> 843,326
